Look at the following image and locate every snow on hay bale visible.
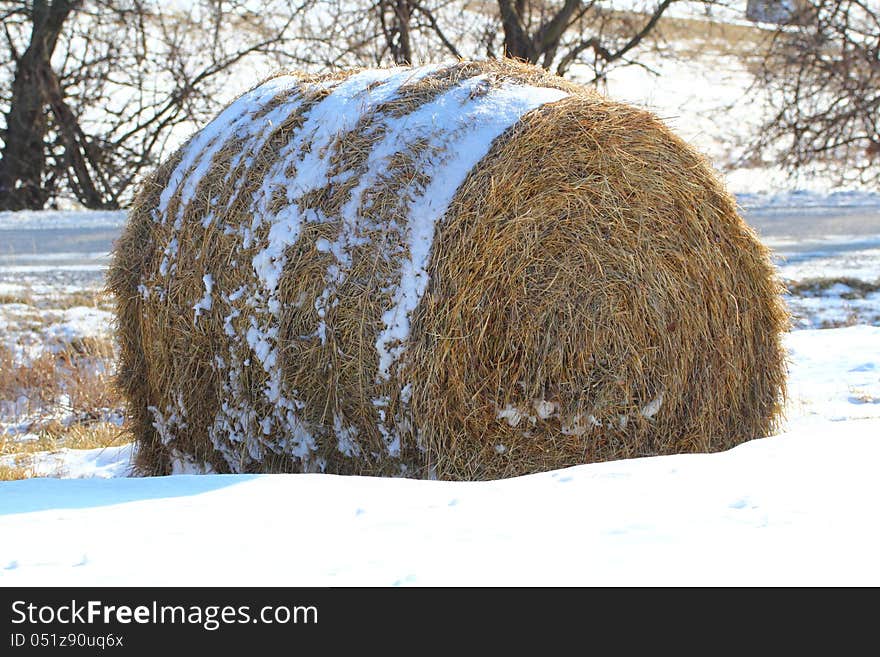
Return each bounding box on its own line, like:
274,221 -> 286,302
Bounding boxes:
109,60 -> 788,479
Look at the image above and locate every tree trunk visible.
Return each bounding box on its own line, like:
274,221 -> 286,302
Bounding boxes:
394,0 -> 413,65
41,62 -> 110,208
498,0 -> 535,62
498,0 -> 580,66
0,0 -> 79,211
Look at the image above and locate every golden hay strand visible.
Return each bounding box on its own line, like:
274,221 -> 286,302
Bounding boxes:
410,96 -> 787,478
109,60 -> 788,479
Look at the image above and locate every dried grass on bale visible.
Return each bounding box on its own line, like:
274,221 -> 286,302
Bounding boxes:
109,59 -> 788,479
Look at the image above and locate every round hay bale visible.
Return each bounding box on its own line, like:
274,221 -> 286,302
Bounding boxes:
109,60 -> 788,479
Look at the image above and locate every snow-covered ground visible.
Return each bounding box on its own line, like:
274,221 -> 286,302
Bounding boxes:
1,414 -> 878,586
1,203 -> 879,585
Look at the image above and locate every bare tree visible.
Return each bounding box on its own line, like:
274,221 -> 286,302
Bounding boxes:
358,0 -> 464,65
748,0 -> 880,183
0,0 -> 78,209
378,0 -> 415,63
339,0 -> 693,79
494,0 -> 679,78
1,0 -> 713,209
0,0 -> 310,210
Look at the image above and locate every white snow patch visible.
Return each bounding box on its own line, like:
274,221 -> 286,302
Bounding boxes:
640,394 -> 664,420
2,419 -> 879,585
42,307 -> 113,347
157,75 -> 302,223
497,404 -> 524,428
334,414 -> 361,458
373,78 -> 568,380
533,399 -> 558,420
785,326 -> 880,424
169,451 -> 214,475
148,399 -> 187,446
0,444 -> 133,479
192,273 -> 214,320
249,67 -> 438,296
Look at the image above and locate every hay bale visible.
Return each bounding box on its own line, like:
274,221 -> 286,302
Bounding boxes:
109,60 -> 788,479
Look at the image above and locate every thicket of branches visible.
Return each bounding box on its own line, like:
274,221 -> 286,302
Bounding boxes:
750,0 -> 880,185
0,1 -> 324,209
1,0 -> 716,209
1,0 -> 877,210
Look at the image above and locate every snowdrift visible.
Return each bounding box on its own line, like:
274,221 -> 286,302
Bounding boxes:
109,60 -> 787,478
5,419 -> 880,586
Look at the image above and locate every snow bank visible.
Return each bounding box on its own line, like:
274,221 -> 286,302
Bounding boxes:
0,445 -> 133,479
0,419 -> 877,586
43,306 -> 115,346
1,322 -> 878,585
785,325 -> 880,423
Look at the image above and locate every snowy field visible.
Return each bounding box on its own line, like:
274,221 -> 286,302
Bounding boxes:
0,204 -> 878,586
2,22 -> 879,584
2,417 -> 879,586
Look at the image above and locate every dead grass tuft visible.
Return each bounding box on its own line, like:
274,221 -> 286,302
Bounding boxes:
0,335 -> 125,472
0,287 -> 108,311
54,289 -> 112,311
0,459 -> 35,481
787,277 -> 880,300
0,421 -> 128,480
0,338 -> 119,411
1,421 -> 129,457
0,292 -> 34,305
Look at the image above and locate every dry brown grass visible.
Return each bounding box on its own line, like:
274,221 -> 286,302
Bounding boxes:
0,292 -> 34,305
0,335 -> 125,474
787,277 -> 880,299
1,287 -> 127,479
0,338 -> 119,412
1,350 -> 56,408
648,14 -> 773,58
0,422 -> 128,480
0,286 -> 109,311
1,422 -> 129,457
111,60 -> 788,479
0,460 -> 35,481
55,289 -> 113,311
